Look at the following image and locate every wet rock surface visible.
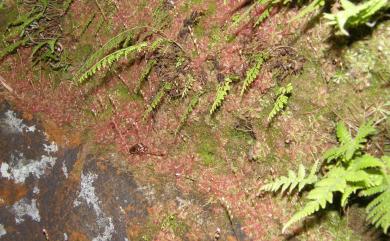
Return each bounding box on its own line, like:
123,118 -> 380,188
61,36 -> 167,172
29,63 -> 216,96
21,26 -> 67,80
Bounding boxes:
0,101 -> 248,241
0,102 -> 149,241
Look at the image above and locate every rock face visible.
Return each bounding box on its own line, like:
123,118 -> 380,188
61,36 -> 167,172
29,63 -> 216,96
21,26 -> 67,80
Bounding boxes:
0,102 -> 149,241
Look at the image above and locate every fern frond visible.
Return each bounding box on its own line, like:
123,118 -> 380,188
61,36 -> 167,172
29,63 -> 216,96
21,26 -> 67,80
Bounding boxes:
283,167 -> 347,232
74,29 -> 135,80
349,154 -> 384,171
240,53 -> 268,96
143,82 -> 172,120
365,155 -> 390,233
267,83 -> 293,122
366,188 -> 390,233
181,74 -> 195,98
175,92 -> 202,135
210,77 -> 233,115
254,7 -> 272,27
0,38 -> 28,60
324,0 -> 389,36
135,59 -> 157,94
77,42 -> 148,84
336,122 -> 352,144
291,0 -> 325,21
150,38 -> 166,51
261,161 -> 318,194
324,121 -> 376,162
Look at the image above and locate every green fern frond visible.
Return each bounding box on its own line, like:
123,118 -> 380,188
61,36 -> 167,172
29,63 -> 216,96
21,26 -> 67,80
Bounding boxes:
240,52 -> 268,96
77,42 -> 148,84
261,161 -> 318,194
267,83 -> 293,122
175,92 -> 202,135
336,122 -> 352,144
150,38 -> 166,51
291,0 -> 325,21
366,188 -> 390,233
0,38 -> 28,60
143,82 -> 172,120
210,77 -> 233,115
283,167 -> 347,232
349,154 -> 384,170
324,121 -> 376,162
74,29 -> 135,80
135,59 -> 157,95
181,74 -> 195,98
324,0 -> 389,36
254,7 -> 272,27
365,155 -> 390,233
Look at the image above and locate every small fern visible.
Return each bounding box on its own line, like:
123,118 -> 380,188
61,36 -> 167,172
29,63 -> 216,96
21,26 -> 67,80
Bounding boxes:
135,59 -> 157,95
143,82 -> 172,120
74,29 -> 135,80
175,92 -> 202,135
261,161 -> 319,194
181,74 -> 195,98
364,156 -> 390,233
263,121 -> 390,234
267,83 -> 293,122
283,166 -> 348,232
324,0 -> 389,36
77,42 -> 148,84
240,52 -> 268,96
254,7 -> 273,26
210,77 -> 233,115
323,121 -> 376,162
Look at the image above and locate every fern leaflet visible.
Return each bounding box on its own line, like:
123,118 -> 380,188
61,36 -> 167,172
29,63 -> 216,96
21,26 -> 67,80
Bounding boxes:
143,82 -> 172,120
261,161 -> 318,194
77,42 -> 148,84
365,156 -> 390,233
210,77 -> 233,115
74,29 -> 135,80
135,59 -> 157,95
323,121 -> 376,162
324,0 -> 389,36
240,53 -> 268,96
267,83 -> 293,122
283,167 -> 347,232
175,92 -> 202,135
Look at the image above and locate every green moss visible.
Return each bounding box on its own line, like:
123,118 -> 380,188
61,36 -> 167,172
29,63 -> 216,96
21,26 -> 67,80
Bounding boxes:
71,44 -> 93,64
152,0 -> 172,30
224,127 -> 253,160
161,214 -> 189,237
321,211 -> 362,241
193,24 -> 205,38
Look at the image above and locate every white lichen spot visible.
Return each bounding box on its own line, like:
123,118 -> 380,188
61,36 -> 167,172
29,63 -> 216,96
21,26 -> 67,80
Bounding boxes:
64,233 -> 68,241
33,186 -> 40,195
43,142 -> 58,154
2,110 -> 36,133
0,152 -> 57,183
73,173 -> 101,214
0,162 -> 11,179
137,185 -> 156,204
93,217 -> 115,241
0,224 -> 6,238
62,162 -> 68,178
74,172 -> 115,241
12,198 -> 40,224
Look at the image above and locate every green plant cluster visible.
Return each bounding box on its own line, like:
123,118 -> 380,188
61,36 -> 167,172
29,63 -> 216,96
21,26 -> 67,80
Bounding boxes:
267,83 -> 293,122
210,77 -> 233,115
262,121 -> 390,234
143,82 -> 172,120
252,0 -> 389,36
0,0 -> 73,68
241,52 -> 268,96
